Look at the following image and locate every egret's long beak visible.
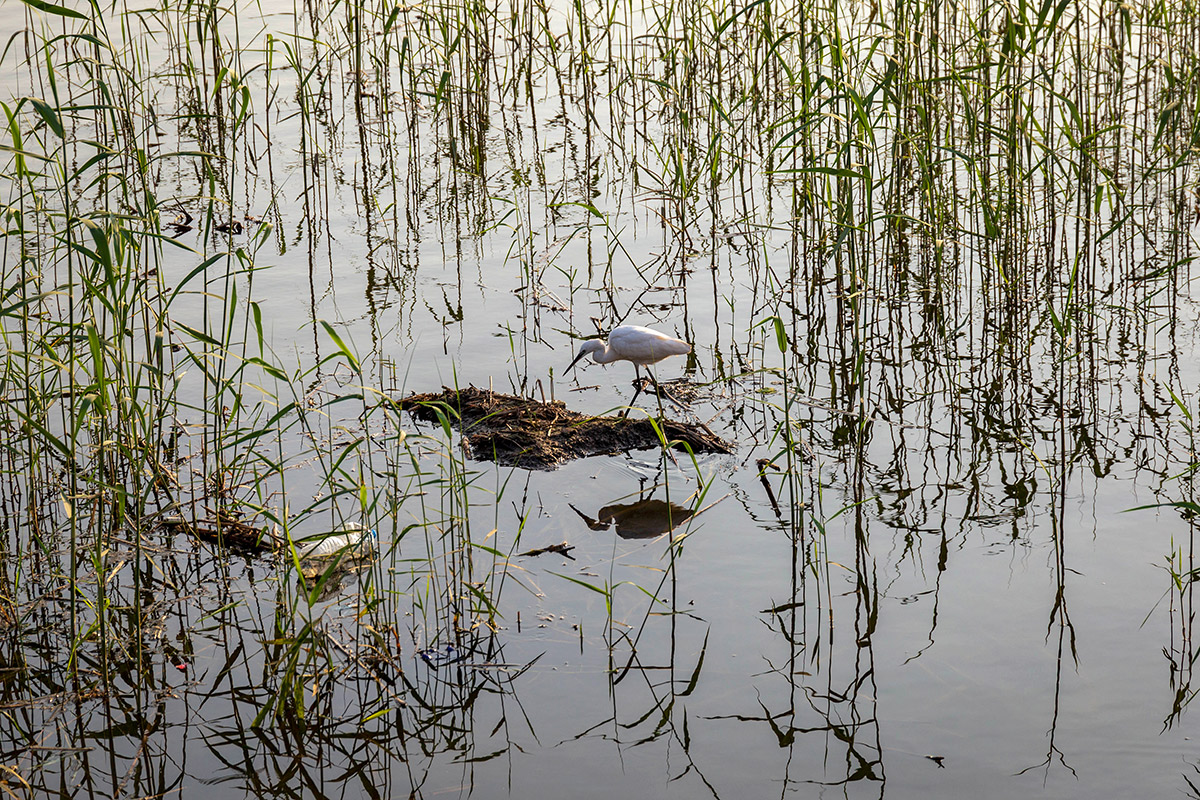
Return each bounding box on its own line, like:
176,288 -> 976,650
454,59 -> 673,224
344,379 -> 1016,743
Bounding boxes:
566,349 -> 587,371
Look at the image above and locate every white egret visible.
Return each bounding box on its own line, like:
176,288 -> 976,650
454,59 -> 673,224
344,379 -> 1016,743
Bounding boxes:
567,325 -> 690,409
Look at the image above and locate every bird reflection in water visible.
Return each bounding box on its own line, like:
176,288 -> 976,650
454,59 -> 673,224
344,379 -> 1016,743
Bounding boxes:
570,498 -> 695,540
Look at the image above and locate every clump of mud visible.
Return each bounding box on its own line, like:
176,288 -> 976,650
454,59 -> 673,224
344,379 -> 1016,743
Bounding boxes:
399,386 -> 732,470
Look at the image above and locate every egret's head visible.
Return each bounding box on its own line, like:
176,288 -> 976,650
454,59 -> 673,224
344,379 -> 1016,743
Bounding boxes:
567,339 -> 605,370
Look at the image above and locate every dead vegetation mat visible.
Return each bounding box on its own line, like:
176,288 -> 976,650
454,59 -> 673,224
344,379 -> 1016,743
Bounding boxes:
399,386 -> 732,470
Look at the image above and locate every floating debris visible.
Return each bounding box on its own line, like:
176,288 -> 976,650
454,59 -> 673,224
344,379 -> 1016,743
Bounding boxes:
165,514 -> 376,574
398,386 -> 733,470
517,541 -> 576,559
290,527 -> 376,560
281,528 -> 377,591
166,209 -> 193,236
167,513 -> 271,554
417,644 -> 466,667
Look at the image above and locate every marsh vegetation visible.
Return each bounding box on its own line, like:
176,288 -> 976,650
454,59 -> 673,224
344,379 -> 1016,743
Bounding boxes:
2,0 -> 1200,796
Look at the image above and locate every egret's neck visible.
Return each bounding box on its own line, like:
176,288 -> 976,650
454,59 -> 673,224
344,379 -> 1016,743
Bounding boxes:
591,344 -> 621,364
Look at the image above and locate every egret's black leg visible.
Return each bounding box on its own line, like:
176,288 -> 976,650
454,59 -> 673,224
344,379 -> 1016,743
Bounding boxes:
629,364 -> 645,407
622,365 -> 643,418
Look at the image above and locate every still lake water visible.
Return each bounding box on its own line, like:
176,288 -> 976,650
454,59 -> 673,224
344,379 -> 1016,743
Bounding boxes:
5,0 -> 1200,796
